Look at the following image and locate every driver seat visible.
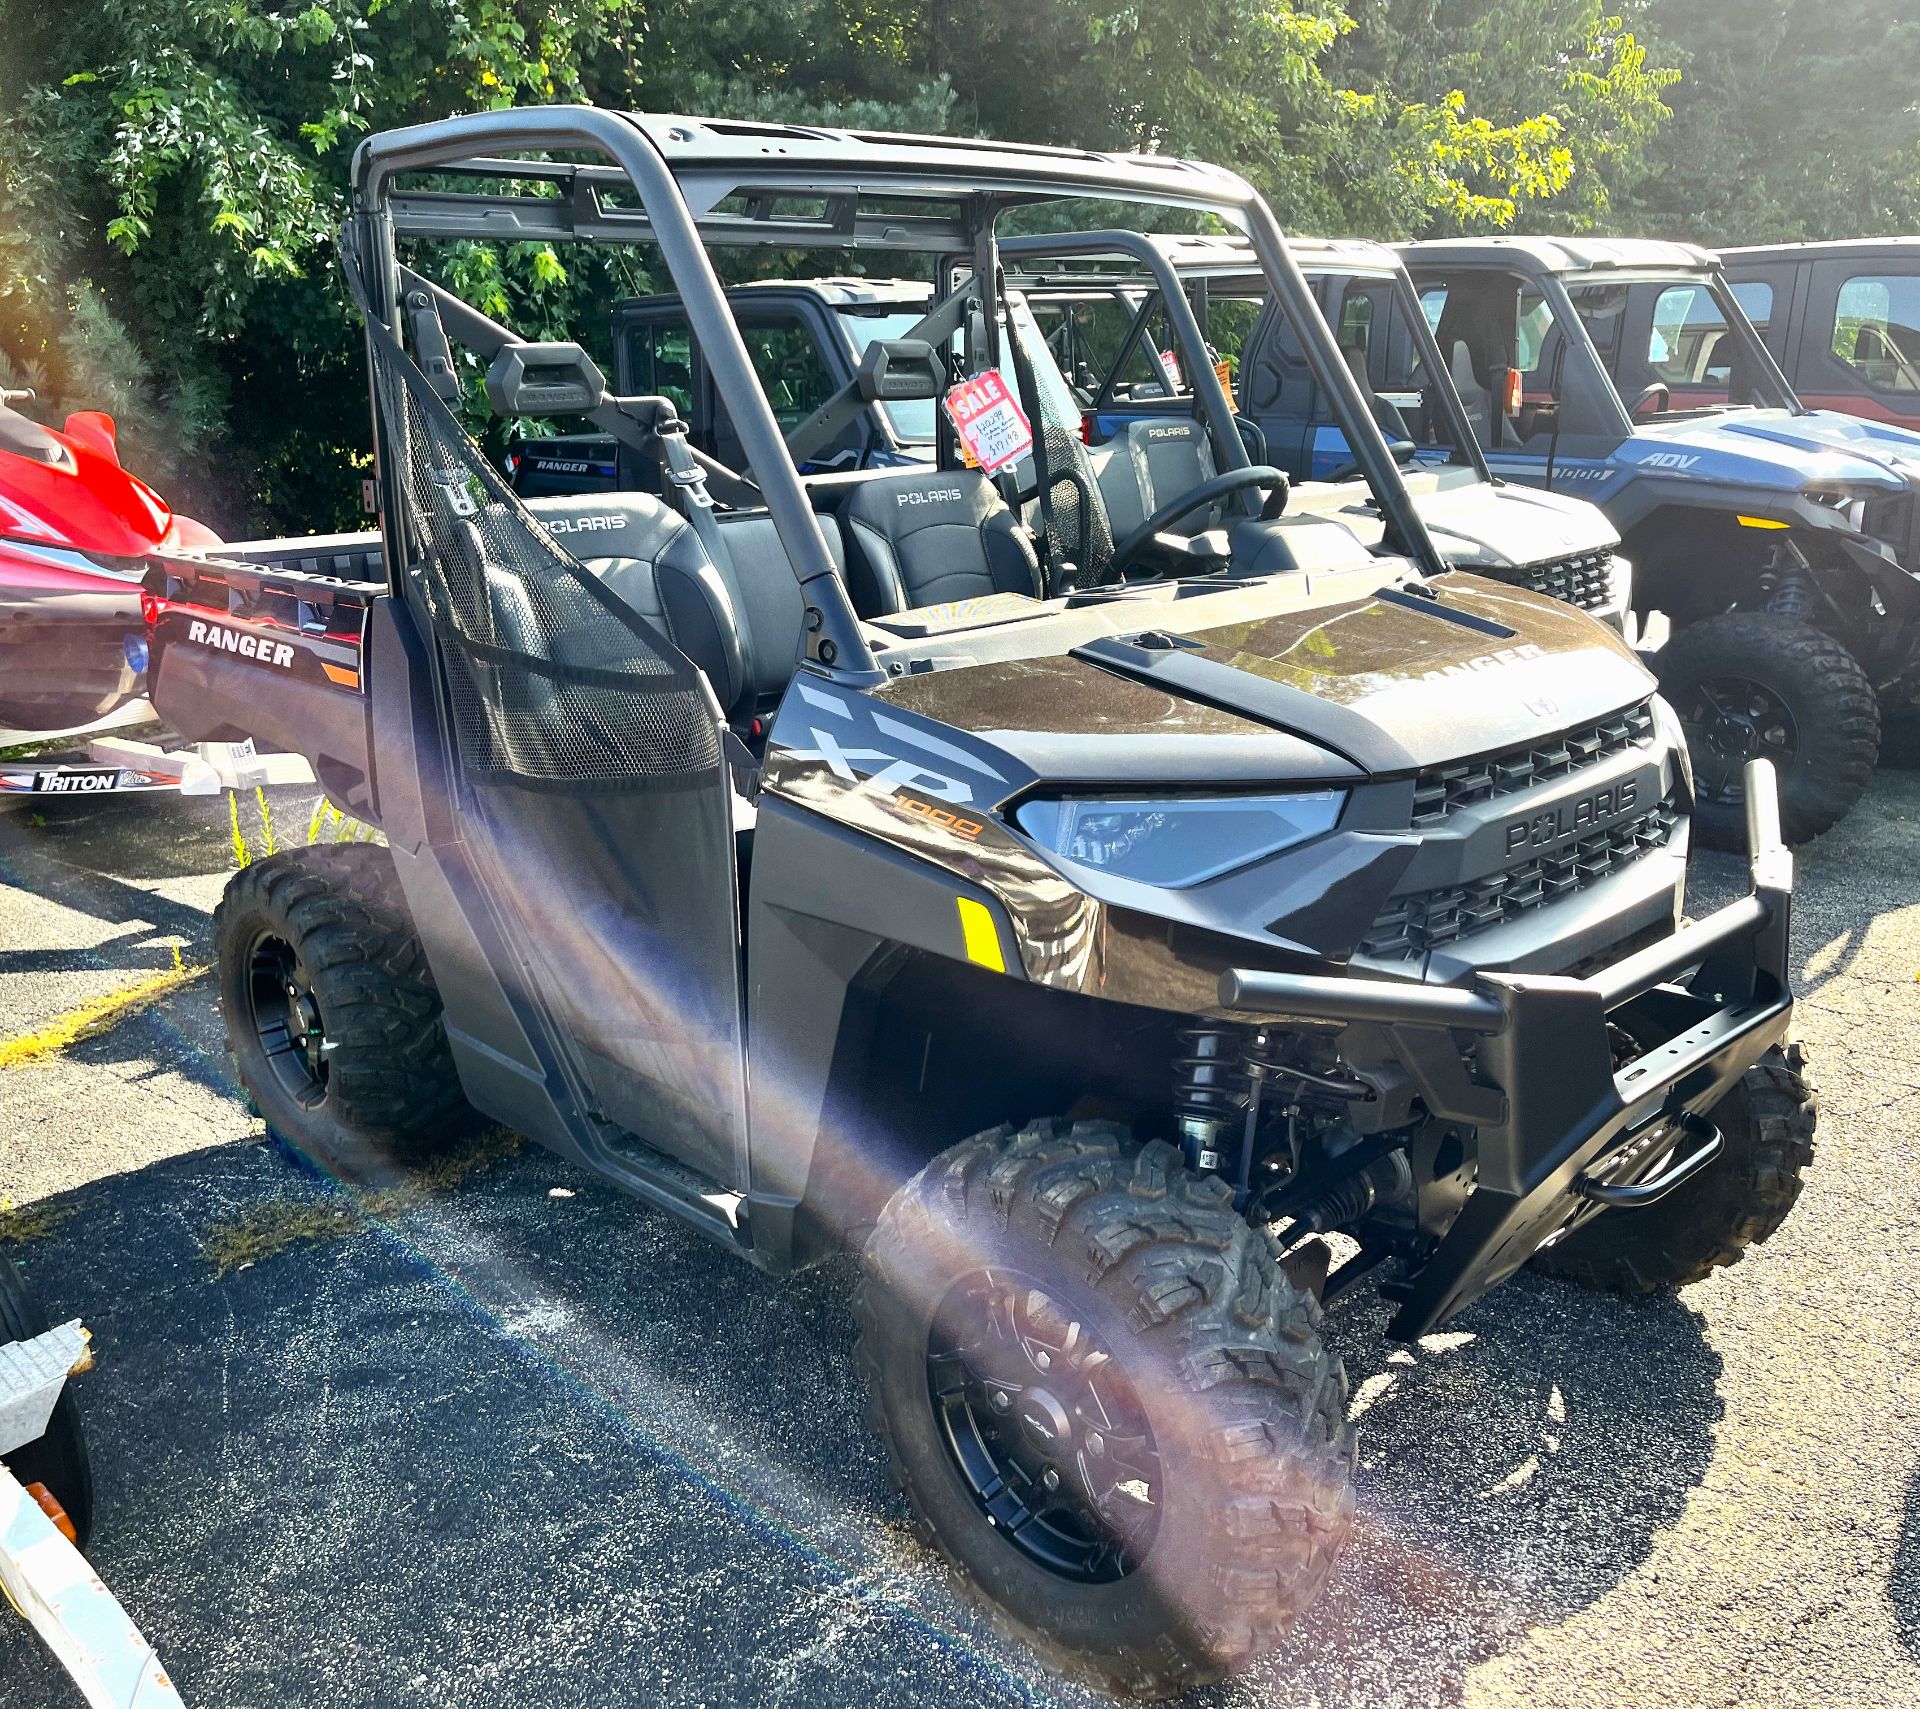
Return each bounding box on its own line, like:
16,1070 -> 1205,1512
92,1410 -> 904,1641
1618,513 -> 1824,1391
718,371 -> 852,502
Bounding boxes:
839,470 -> 1040,617
1092,416 -> 1219,541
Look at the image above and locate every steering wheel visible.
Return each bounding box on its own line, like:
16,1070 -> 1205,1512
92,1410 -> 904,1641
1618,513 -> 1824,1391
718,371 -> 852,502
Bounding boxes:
1108,465 -> 1288,579
1322,438 -> 1418,485
1629,382 -> 1672,419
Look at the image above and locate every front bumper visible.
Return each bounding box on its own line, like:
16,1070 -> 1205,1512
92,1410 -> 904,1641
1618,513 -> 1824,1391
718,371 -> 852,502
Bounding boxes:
1220,759 -> 1794,1339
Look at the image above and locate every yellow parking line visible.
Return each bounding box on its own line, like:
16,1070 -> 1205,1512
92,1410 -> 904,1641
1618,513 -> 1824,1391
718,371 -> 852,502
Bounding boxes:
0,961 -> 211,1070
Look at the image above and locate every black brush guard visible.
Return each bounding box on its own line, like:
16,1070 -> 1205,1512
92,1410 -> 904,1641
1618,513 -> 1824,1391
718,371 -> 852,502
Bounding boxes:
1220,760 -> 1795,1339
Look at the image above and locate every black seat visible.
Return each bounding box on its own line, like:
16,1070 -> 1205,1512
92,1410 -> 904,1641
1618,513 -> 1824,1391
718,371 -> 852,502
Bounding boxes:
525,493 -> 749,716
838,469 -> 1040,617
1093,416 -> 1219,540
1344,346 -> 1410,443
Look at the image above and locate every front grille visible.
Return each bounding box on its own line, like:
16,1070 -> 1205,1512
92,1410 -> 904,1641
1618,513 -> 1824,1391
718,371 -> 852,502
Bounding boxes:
1361,801 -> 1680,961
1410,701 -> 1655,828
1518,549 -> 1617,610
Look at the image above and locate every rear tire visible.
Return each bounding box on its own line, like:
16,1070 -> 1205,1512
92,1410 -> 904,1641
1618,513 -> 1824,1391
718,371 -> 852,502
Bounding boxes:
0,1251 -> 93,1551
857,1118 -> 1355,1700
1533,1043 -> 1816,1294
213,844 -> 472,1161
1657,613 -> 1879,847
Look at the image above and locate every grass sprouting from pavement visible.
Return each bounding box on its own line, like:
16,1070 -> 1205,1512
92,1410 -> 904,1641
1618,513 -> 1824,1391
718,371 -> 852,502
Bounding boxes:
198,1200 -> 359,1273
0,949 -> 209,1070
197,1126 -> 522,1274
0,1197 -> 72,1244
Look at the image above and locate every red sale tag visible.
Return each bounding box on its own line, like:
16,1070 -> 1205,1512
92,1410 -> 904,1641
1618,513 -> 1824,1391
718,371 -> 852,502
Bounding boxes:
943,370 -> 1035,475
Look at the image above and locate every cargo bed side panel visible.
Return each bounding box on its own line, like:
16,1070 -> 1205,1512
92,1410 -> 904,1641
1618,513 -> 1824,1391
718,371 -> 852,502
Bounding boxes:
145,553 -> 380,820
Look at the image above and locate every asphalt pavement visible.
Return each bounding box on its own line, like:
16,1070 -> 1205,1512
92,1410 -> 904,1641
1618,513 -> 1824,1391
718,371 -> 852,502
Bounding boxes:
0,772 -> 1916,1709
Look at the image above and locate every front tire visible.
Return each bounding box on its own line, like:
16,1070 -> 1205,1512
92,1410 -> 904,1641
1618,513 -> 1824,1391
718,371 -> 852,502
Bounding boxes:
857,1118 -> 1355,1700
213,844 -> 472,1161
1657,612 -> 1879,847
0,1251 -> 93,1551
1533,1044 -> 1816,1294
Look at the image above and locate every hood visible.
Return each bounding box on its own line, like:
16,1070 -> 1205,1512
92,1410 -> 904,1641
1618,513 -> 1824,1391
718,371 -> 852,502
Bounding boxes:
1288,468 -> 1619,571
873,565 -> 1652,777
1720,407 -> 1920,483
1633,410 -> 1912,494
1409,477 -> 1620,570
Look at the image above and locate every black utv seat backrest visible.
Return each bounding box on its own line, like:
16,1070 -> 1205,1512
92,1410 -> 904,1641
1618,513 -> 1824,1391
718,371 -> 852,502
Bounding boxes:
524,494 -> 749,716
1345,346 -> 1411,442
1093,416 -> 1218,541
1446,341 -> 1493,442
710,510 -> 845,708
837,468 -> 1040,617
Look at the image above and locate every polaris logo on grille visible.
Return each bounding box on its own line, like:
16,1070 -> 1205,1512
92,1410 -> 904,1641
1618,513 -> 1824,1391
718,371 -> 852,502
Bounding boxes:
898,488 -> 965,505
1505,780 -> 1638,853
186,620 -> 294,669
546,514 -> 626,534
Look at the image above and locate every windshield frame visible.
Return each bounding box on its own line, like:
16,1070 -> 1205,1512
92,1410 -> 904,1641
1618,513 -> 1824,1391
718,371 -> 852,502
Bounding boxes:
1000,237 -> 1495,491
1564,266 -> 1803,419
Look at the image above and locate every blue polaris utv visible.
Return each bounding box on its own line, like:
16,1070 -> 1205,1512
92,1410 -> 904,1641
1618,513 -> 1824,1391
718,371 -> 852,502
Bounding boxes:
1399,237 -> 1920,846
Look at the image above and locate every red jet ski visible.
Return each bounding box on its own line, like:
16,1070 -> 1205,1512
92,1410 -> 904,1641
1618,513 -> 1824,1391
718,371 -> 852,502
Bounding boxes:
0,390 -> 221,734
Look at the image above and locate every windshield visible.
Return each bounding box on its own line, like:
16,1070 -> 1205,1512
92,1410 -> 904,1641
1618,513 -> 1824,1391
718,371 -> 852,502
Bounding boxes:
1566,273 -> 1796,418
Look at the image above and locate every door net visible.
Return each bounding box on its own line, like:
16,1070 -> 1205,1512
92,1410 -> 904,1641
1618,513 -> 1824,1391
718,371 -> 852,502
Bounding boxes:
370,335 -> 720,790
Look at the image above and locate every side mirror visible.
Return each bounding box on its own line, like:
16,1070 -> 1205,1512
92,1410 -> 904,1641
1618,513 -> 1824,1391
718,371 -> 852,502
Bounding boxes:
63,410 -> 122,467
486,343 -> 607,418
855,338 -> 945,404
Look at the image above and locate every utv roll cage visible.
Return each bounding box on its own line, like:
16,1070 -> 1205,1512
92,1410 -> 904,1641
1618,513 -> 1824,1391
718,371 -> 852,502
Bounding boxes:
994,229 -> 1496,485
347,105 -> 1453,662
1401,236 -> 1808,437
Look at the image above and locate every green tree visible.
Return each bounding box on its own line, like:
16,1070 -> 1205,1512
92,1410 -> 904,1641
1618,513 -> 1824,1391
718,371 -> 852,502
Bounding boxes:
1624,0 -> 1920,244
0,0 -> 1682,532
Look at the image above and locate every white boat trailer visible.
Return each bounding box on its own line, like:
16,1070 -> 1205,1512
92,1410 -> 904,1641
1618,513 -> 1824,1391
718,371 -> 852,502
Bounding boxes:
1,1320 -> 184,1707
1,730 -> 314,801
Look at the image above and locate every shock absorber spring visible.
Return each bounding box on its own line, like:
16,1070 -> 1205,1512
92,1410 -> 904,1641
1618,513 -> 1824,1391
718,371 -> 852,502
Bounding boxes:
1172,1025 -> 1247,1172
1766,565 -> 1817,622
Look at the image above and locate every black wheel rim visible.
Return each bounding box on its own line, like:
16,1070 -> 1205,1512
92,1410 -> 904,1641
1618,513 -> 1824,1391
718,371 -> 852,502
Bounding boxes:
926,1268 -> 1161,1584
245,934 -> 328,1108
1680,674 -> 1799,806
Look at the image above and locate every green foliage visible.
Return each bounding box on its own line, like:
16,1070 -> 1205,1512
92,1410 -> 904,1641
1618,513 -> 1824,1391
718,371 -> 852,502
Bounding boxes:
8,0 -> 1879,535
1620,0 -> 1920,244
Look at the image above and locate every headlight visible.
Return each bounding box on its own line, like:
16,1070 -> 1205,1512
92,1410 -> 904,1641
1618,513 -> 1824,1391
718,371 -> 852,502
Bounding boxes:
1013,790 -> 1346,888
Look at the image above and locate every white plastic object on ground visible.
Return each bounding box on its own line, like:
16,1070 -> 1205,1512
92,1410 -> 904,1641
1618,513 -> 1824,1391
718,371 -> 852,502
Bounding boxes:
85,735 -> 316,796
0,1320 -> 88,1458
1,1323 -> 186,1707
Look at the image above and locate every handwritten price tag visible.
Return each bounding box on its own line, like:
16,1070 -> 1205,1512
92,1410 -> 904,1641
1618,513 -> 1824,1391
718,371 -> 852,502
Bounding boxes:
943,370 -> 1035,475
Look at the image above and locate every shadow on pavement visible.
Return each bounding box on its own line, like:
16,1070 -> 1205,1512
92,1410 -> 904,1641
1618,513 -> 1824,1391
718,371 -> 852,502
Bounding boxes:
1890,1461 -> 1920,1661
0,1111 -> 1726,1709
